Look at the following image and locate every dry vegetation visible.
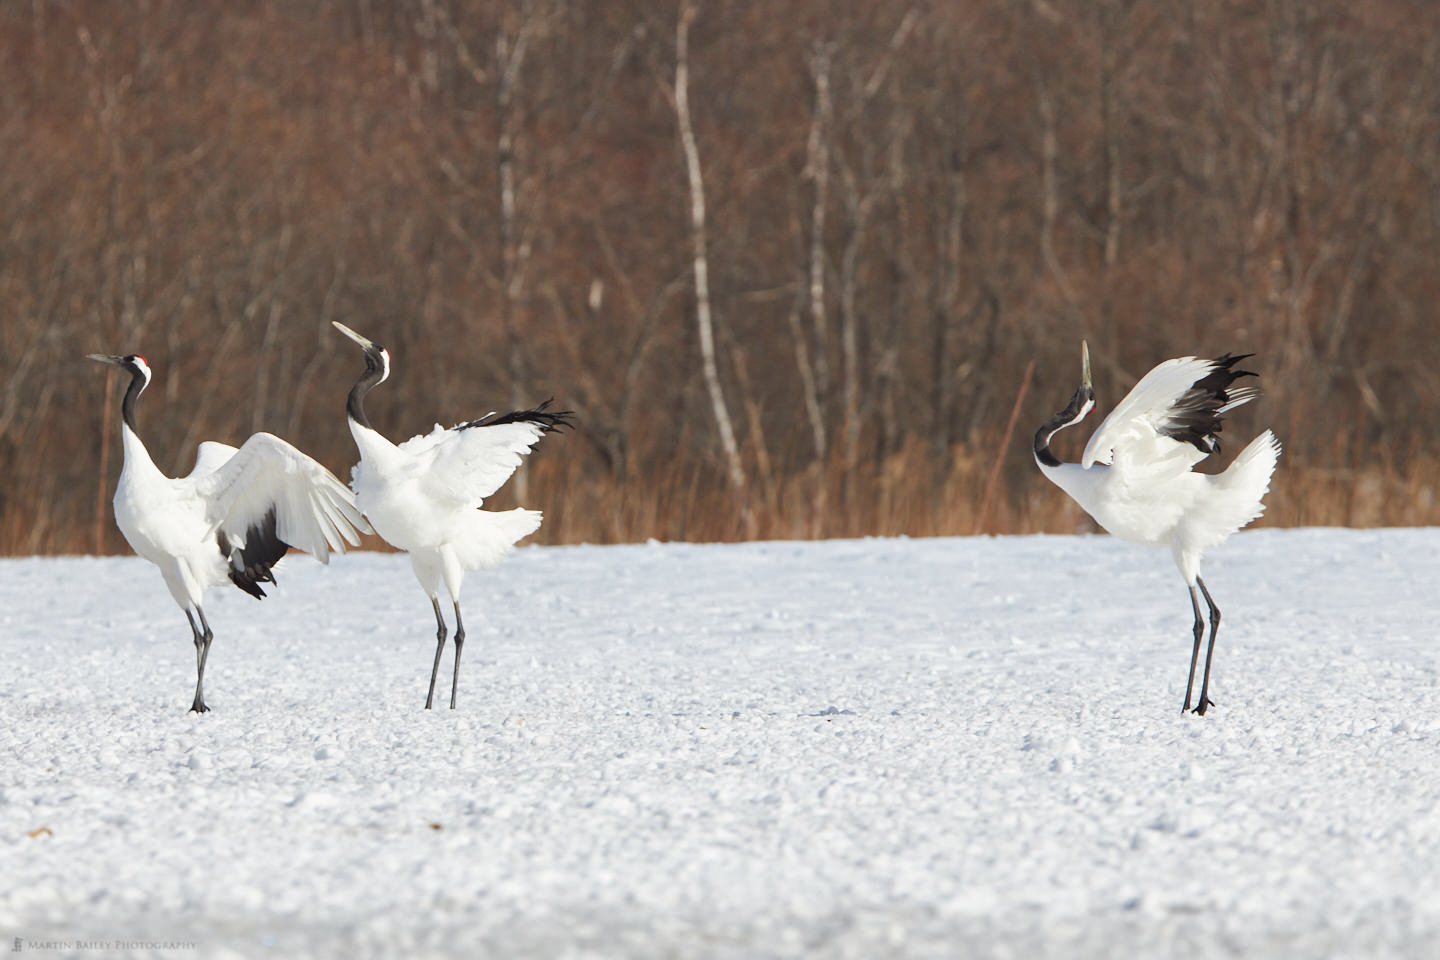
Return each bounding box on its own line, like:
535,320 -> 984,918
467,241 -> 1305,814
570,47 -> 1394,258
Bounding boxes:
3,0 -> 1440,555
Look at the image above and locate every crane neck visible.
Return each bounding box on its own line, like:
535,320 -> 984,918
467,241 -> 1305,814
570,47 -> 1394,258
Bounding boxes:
1034,387 -> 1094,468
1033,420 -> 1067,468
346,379 -> 373,431
118,418 -> 161,478
120,365 -> 147,434
345,347 -> 389,431
114,364 -> 164,479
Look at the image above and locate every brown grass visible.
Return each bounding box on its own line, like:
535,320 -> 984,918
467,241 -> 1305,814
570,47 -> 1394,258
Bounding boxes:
13,420 -> 1440,557
485,433 -> 1440,549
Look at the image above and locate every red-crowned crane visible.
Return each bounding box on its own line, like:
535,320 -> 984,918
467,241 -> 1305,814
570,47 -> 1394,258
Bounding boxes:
1034,342 -> 1281,716
331,323 -> 572,710
88,352 -> 369,712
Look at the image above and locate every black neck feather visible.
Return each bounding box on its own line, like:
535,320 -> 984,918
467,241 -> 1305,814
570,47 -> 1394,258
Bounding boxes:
121,366 -> 146,434
1033,425 -> 1062,467
1034,386 -> 1092,468
346,381 -> 371,430
346,350 -> 386,429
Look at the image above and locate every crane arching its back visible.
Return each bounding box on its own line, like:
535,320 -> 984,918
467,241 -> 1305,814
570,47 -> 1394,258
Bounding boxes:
1033,342 -> 1280,715
331,322 -> 573,710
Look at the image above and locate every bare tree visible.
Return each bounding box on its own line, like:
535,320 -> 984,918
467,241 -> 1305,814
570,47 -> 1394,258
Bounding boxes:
669,0 -> 751,535
799,40 -> 833,463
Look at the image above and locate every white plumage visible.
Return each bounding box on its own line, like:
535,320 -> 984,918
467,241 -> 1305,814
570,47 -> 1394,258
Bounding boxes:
89,353 -> 369,712
332,322 -> 572,710
1034,342 -> 1281,715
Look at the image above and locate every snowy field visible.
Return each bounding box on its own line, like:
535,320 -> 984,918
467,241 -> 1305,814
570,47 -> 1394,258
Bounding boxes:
3,528 -> 1439,958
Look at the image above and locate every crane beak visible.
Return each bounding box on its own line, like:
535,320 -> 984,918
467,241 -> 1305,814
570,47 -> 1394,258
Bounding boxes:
87,353 -> 123,366
331,321 -> 376,350
1081,340 -> 1092,391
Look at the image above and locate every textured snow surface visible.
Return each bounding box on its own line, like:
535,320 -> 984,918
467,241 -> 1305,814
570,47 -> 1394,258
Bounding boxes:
3,529 -> 1439,958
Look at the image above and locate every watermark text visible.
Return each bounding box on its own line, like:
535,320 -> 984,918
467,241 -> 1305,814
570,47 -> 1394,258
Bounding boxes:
13,938 -> 197,953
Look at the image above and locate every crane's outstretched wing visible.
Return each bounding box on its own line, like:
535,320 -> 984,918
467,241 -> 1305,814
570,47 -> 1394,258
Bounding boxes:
1082,353 -> 1257,470
396,401 -> 573,508
192,433 -> 370,590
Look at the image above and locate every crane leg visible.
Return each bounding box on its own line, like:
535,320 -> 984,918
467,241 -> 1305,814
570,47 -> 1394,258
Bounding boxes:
450,602 -> 465,710
424,596 -> 448,711
1182,586 -> 1205,713
186,607 -> 214,714
1192,577 -> 1221,716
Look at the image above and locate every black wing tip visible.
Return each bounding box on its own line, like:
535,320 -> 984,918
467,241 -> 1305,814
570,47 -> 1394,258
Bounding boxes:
457,398 -> 576,434
1204,352 -> 1262,391
230,560 -> 281,600
230,574 -> 270,600
1212,352 -> 1259,380
1163,352 -> 1264,456
218,507 -> 290,600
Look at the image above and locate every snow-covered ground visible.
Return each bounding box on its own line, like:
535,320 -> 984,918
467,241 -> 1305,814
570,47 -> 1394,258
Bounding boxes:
3,528 -> 1438,958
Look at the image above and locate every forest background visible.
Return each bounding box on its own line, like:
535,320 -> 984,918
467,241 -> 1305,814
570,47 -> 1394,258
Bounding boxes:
2,0 -> 1438,554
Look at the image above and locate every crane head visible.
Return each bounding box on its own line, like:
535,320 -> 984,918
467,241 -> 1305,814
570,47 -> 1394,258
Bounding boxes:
332,322 -> 391,388
1033,341 -> 1097,468
87,353 -> 152,389
1065,340 -> 1096,423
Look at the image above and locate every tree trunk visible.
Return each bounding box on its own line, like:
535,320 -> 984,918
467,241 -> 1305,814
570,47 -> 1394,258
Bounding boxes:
497,9 -> 536,499
800,41 -> 833,463
674,0 -> 751,536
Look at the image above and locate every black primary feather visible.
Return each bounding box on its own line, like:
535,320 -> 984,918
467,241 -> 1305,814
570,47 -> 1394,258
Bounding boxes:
218,507 -> 289,599
456,398 -> 575,434
1159,353 -> 1258,456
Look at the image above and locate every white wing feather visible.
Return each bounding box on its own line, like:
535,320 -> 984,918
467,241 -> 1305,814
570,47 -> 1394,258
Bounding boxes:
395,420 -> 550,507
1187,429 -> 1282,551
1082,356 -> 1218,469
192,432 -> 370,562
186,441 -> 239,479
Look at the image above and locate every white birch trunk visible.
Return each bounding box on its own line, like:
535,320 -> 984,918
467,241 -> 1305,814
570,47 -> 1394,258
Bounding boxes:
675,1 -> 750,532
